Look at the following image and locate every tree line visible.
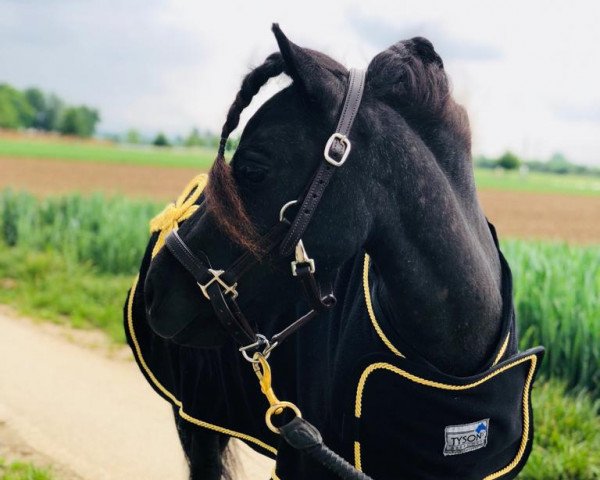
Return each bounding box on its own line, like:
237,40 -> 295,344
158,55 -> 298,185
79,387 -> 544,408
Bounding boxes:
475,151 -> 600,177
0,83 -> 100,138
112,128 -> 239,151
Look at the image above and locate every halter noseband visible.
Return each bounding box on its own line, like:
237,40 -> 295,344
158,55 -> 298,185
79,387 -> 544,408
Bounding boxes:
165,67 -> 366,358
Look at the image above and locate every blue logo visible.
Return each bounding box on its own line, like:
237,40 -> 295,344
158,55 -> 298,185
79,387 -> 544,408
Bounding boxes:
475,422 -> 487,434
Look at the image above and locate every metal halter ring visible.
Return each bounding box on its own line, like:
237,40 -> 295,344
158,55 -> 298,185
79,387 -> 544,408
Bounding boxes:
265,401 -> 302,434
279,200 -> 298,223
239,334 -> 272,362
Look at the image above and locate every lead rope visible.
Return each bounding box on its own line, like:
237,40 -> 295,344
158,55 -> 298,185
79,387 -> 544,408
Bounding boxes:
252,353 -> 374,480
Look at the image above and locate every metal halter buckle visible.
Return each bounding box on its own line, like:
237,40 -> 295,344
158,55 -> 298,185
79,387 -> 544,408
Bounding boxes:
291,240 -> 316,276
198,269 -> 239,300
324,132 -> 351,167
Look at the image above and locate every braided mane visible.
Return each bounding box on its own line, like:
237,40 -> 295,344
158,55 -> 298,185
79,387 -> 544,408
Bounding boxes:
204,53 -> 285,254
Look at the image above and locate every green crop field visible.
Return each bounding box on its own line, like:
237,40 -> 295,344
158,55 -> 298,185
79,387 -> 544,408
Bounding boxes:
1,189 -> 598,392
0,189 -> 599,478
1,189 -> 600,478
475,169 -> 600,196
0,136 -> 215,169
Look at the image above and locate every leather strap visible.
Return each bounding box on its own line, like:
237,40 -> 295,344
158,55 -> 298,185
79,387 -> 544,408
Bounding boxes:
279,68 -> 366,257
166,230 -> 256,345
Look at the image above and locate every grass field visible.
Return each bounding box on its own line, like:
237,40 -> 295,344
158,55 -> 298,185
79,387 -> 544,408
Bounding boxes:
1,190 -> 599,393
475,169 -> 600,196
1,134 -> 599,196
0,136 -> 215,169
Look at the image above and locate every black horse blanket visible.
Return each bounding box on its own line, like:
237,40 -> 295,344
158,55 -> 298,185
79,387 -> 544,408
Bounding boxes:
125,189 -> 543,479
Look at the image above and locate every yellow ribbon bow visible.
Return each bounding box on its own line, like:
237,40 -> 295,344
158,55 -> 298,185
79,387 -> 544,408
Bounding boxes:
149,174 -> 208,258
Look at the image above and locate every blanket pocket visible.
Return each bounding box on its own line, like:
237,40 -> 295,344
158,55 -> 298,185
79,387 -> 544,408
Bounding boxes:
350,347 -> 544,480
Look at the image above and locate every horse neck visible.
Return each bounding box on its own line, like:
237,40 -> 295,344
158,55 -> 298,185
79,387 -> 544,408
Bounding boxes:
365,152 -> 504,376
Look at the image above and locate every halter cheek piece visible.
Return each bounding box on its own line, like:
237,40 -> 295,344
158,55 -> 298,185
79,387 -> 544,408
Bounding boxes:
165,69 -> 372,480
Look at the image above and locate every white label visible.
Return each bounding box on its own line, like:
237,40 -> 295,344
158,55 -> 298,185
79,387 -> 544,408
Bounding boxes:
443,419 -> 489,456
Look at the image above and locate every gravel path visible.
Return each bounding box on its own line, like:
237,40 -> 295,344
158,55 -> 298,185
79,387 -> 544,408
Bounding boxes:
0,311 -> 274,479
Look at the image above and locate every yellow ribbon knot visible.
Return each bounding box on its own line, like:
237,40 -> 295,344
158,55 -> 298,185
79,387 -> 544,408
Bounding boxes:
149,174 -> 208,258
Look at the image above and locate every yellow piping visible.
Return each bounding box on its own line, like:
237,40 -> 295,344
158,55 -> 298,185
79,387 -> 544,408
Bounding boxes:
363,255 -> 405,358
271,466 -> 281,480
353,354 -> 538,478
126,275 -> 278,455
492,333 -> 511,366
354,441 -> 362,471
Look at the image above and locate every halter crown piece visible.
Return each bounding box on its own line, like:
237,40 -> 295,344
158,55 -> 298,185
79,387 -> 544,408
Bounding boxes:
163,68 -> 372,480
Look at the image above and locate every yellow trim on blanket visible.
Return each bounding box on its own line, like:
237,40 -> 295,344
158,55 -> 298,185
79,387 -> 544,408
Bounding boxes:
126,275 -> 278,455
353,441 -> 362,471
271,466 -> 281,480
363,255 -> 404,358
492,333 -> 511,366
353,353 -> 538,479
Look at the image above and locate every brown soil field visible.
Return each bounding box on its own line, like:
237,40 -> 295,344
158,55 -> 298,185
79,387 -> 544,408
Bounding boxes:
1,157 -> 599,244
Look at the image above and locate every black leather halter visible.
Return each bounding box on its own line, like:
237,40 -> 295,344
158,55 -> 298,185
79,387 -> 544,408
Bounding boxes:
165,67 -> 366,358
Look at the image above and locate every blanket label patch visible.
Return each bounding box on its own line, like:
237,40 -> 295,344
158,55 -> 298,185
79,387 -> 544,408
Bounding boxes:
443,419 -> 489,456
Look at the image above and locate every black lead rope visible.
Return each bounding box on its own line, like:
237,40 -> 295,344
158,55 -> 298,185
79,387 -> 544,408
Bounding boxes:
165,68 -> 372,480
279,417 -> 373,480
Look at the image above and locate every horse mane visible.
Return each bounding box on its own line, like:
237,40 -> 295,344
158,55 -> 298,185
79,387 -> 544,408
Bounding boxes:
367,37 -> 471,144
204,53 -> 285,255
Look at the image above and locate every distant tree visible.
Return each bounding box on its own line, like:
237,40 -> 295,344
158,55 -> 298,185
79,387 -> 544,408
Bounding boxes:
24,87 -> 47,129
43,94 -> 65,131
125,129 -> 141,144
547,152 -> 571,174
58,105 -> 100,137
153,132 -> 170,147
0,84 -> 34,128
185,127 -> 205,147
496,151 -> 520,170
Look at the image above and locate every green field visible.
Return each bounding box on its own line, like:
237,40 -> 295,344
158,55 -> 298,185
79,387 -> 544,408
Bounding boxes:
1,190 -> 599,392
475,169 -> 600,196
0,190 -> 599,478
0,136 -> 215,169
1,135 -> 599,196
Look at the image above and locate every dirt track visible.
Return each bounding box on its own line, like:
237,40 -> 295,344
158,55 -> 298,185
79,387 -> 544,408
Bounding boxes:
1,157 -> 599,243
0,310 -> 274,480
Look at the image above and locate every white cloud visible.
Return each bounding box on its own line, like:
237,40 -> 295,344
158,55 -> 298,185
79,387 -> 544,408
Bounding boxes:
0,0 -> 598,164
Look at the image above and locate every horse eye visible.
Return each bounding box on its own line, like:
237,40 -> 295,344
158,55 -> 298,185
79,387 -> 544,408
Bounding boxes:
234,163 -> 268,184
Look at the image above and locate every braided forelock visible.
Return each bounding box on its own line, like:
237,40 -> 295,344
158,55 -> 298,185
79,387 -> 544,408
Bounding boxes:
205,53 -> 286,255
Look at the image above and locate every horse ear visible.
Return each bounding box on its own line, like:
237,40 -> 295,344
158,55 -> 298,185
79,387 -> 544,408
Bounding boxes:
368,37 -> 449,118
272,23 -> 342,110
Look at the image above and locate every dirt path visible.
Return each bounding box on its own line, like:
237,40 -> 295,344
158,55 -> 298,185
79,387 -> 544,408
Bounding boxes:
0,312 -> 274,479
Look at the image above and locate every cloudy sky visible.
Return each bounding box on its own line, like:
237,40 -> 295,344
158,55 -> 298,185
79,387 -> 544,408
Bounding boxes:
1,0 -> 599,164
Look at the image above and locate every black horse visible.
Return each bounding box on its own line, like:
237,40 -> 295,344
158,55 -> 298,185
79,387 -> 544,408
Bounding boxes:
125,25 -> 543,480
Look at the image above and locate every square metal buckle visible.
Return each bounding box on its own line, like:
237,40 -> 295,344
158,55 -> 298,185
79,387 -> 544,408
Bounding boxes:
324,133 -> 351,167
198,269 -> 239,300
